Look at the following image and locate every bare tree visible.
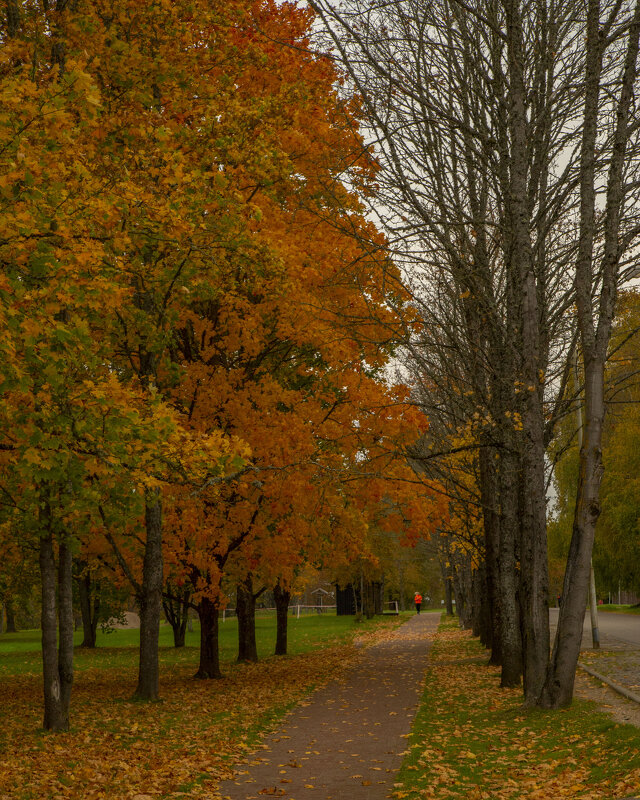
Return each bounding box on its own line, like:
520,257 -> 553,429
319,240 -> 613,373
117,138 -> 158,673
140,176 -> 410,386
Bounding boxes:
540,0 -> 640,707
310,0 -> 640,706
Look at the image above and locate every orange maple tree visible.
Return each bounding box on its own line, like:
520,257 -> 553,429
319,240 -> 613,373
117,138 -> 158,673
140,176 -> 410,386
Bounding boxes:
155,0 -> 445,676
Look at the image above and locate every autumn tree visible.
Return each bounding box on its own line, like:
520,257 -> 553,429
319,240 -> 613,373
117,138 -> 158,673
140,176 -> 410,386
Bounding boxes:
155,0 -> 443,675
1,0 -> 443,728
0,0 -> 158,728
0,0 -> 249,722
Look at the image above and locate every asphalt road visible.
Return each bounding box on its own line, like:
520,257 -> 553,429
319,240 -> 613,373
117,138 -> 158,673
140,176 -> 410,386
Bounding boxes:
549,607 -> 640,648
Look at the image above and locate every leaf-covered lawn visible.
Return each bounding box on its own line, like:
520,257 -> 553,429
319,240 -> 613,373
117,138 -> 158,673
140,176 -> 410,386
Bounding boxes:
393,618 -> 640,799
0,614 -> 405,800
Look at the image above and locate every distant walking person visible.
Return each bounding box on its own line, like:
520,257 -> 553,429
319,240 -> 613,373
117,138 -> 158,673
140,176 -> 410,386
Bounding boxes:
414,592 -> 422,614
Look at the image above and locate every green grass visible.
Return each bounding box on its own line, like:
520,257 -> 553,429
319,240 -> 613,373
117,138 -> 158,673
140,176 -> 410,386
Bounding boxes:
598,603 -> 640,614
0,612 -> 408,677
393,616 -> 640,799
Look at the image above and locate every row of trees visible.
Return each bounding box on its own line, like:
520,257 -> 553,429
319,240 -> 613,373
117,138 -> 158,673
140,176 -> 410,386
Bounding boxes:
5,0 -> 637,731
434,292 -> 640,665
0,0 -> 444,732
312,0 -> 640,707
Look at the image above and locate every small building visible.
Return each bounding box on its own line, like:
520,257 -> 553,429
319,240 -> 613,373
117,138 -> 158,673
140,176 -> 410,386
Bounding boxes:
310,587 -> 334,610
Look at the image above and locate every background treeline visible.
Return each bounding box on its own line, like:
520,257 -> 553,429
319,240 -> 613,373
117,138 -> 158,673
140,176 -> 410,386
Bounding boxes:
550,291 -> 640,601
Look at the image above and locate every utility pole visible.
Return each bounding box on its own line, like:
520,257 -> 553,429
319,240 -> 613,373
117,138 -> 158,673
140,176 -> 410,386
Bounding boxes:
574,349 -> 600,649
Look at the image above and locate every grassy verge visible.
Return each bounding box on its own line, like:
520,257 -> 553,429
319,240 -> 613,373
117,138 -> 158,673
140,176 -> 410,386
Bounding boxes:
393,616 -> 640,799
597,604 -> 640,614
0,612 -> 408,800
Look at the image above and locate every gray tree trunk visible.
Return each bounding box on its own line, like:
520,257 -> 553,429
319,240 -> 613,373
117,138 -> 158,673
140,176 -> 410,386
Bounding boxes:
195,595 -> 221,679
498,448 -> 523,687
503,0 -> 550,702
134,490 -> 163,701
479,446 -> 502,665
274,582 -> 290,656
39,528 -> 74,732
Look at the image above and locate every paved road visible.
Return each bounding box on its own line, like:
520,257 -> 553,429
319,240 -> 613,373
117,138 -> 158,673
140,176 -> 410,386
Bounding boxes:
549,607 -> 640,649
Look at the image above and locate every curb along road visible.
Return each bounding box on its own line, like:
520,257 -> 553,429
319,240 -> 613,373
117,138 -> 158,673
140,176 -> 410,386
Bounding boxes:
578,659 -> 640,705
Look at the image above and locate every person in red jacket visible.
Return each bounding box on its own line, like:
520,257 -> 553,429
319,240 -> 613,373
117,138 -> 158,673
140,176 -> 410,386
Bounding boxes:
414,592 -> 422,614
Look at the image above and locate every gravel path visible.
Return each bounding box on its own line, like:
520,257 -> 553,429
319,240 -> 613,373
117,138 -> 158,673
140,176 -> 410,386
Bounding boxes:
218,612 -> 439,800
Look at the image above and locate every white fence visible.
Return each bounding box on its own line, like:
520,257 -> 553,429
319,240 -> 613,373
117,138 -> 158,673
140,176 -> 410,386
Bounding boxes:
220,602 -> 404,620
291,604 -> 337,618
221,604 -> 337,622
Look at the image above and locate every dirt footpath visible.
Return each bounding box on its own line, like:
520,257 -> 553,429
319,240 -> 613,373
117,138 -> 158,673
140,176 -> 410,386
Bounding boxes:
217,612 -> 439,800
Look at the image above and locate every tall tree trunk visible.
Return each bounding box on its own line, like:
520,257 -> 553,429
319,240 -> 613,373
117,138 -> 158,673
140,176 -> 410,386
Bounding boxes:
543,333 -> 616,687
374,580 -> 383,615
363,580 -> 375,619
540,356 -> 606,706
470,568 -> 482,639
195,595 -> 221,679
236,574 -> 258,663
519,428 -> 550,702
58,538 -> 74,719
274,581 -> 290,656
134,490 -> 163,701
451,570 -> 465,625
453,557 -> 473,629
504,0 -> 550,703
477,564 -> 493,652
479,446 -> 501,664
5,597 -> 17,633
444,576 -> 454,615
440,557 -> 454,615
498,451 -> 523,688
39,528 -> 74,732
78,571 -> 99,648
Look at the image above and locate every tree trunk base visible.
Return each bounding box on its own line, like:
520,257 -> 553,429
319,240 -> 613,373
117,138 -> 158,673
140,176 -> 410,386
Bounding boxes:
193,667 -> 222,680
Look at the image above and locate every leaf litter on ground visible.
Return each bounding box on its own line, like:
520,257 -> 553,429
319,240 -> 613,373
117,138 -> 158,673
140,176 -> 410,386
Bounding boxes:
393,618 -> 640,800
0,615 -> 406,800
